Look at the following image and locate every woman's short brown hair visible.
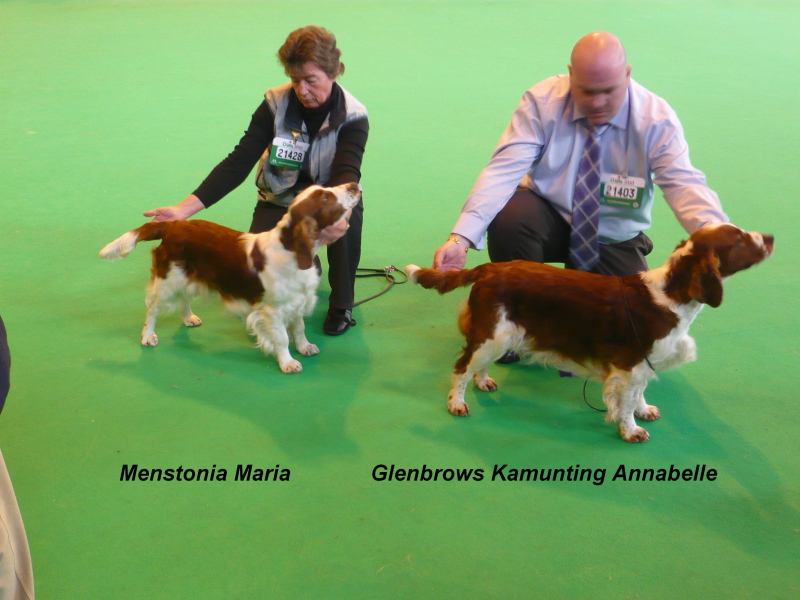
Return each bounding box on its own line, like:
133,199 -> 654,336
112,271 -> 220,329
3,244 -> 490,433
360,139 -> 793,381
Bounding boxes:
278,26 -> 345,79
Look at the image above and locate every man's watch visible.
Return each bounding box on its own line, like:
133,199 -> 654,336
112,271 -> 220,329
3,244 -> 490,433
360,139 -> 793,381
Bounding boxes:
448,235 -> 467,249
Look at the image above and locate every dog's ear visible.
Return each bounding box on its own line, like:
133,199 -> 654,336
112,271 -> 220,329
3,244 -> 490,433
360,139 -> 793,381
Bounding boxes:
293,216 -> 319,271
687,252 -> 723,308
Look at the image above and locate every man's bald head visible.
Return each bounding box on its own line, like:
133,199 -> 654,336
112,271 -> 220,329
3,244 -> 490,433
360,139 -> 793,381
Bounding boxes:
570,32 -> 627,75
568,32 -> 631,126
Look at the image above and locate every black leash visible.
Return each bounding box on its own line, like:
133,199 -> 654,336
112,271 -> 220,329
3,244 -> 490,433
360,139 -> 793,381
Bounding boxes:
582,277 -> 657,413
617,276 -> 657,373
353,265 -> 408,307
583,379 -> 605,412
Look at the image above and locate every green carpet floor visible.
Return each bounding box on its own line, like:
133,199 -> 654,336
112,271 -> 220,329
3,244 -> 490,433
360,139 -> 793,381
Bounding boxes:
1,1 -> 798,598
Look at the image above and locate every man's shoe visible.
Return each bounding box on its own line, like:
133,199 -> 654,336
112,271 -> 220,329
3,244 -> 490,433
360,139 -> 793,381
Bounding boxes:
496,351 -> 521,364
324,308 -> 356,336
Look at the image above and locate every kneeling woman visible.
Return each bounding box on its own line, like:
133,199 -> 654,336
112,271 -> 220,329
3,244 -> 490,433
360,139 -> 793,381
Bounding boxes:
145,25 -> 369,335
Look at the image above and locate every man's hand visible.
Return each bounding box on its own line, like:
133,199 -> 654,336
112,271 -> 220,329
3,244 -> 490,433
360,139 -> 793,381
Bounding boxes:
432,235 -> 469,271
319,210 -> 352,245
144,195 -> 205,222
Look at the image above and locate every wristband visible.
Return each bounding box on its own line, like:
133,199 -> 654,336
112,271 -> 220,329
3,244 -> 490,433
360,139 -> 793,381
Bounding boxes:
448,236 -> 467,249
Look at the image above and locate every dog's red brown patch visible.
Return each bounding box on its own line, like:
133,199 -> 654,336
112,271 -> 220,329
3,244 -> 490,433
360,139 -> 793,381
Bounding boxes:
136,220 -> 264,304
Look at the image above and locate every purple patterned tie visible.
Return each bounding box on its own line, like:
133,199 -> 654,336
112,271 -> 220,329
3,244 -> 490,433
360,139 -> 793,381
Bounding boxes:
569,125 -> 602,271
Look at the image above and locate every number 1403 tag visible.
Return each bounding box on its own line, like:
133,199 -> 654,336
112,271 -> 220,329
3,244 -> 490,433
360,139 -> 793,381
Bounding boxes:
600,174 -> 645,208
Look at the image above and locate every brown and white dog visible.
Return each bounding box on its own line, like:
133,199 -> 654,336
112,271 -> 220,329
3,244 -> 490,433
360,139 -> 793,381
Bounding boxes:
100,183 -> 361,373
405,223 -> 773,442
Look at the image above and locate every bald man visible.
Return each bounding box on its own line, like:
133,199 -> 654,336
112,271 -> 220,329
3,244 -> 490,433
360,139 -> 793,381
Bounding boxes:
433,32 -> 727,277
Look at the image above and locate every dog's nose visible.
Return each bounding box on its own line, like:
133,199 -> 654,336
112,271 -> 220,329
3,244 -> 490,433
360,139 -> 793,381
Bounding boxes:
763,233 -> 775,252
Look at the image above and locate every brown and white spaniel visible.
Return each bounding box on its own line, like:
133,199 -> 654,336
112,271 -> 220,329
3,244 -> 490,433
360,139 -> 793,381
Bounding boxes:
405,223 -> 774,442
100,183 -> 361,373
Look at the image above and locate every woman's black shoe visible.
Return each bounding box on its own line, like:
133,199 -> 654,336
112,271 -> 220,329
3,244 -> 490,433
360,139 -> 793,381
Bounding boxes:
324,308 -> 356,336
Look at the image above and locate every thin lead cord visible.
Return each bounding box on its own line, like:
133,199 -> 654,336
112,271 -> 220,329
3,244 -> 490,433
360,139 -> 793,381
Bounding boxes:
582,277 -> 657,413
617,277 -> 657,372
353,266 -> 408,307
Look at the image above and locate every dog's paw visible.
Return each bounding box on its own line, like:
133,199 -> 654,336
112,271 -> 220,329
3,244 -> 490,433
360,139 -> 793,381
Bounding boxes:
636,404 -> 661,421
183,315 -> 202,327
448,399 -> 471,417
297,343 -> 320,357
474,376 -> 498,392
620,425 -> 650,443
280,359 -> 303,374
141,333 -> 159,347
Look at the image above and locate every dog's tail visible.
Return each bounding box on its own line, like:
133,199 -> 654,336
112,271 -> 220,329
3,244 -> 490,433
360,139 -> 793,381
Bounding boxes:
404,264 -> 482,295
99,222 -> 170,261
